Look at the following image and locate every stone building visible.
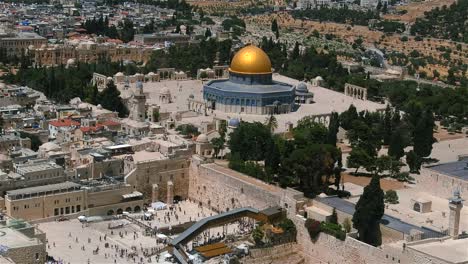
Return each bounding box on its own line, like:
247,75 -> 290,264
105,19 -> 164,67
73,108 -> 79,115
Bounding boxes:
28,42 -> 154,66
203,45 -> 295,115
0,133 -> 31,154
0,32 -> 47,57
417,157 -> 468,203
3,181 -> 144,220
0,160 -> 66,196
123,150 -> 191,204
0,219 -> 47,264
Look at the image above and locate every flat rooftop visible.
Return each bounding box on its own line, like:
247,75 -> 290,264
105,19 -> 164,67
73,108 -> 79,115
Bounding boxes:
315,196 -> 443,237
409,238 -> 468,263
427,159 -> 468,180
16,161 -> 62,174
0,225 -> 42,248
6,181 -> 81,197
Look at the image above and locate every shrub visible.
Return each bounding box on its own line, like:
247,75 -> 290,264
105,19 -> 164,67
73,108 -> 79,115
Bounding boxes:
252,225 -> 264,245
320,222 -> 346,241
278,218 -> 297,238
305,219 -> 321,239
384,190 -> 399,204
342,218 -> 352,233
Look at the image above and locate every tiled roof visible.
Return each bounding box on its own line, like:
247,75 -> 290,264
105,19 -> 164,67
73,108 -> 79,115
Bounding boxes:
49,119 -> 80,127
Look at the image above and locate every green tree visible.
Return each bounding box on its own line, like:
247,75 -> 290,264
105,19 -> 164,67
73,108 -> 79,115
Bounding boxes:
19,131 -> 42,151
352,175 -> 384,246
413,109 -> 435,158
176,124 -> 200,136
347,146 -> 374,174
97,80 -> 128,117
252,225 -> 264,245
211,137 -> 225,158
388,127 -> 406,159
228,121 -> 273,161
271,19 -> 278,33
339,105 -> 358,130
406,150 -> 421,173
327,112 -> 339,146
264,114 -> 278,133
204,28 -> 212,38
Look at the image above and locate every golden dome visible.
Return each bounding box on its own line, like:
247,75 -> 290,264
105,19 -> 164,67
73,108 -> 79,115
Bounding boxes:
229,45 -> 272,74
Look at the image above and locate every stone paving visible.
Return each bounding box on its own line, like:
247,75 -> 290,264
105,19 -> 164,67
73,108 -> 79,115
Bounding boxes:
38,201 -> 254,264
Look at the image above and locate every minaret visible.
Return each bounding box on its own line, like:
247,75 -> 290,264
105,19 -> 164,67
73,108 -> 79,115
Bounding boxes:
448,189 -> 464,238
131,81 -> 146,122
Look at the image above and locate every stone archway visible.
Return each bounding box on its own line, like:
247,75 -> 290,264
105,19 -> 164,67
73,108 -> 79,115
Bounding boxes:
116,208 -> 123,214
107,210 -> 115,215
134,206 -> 141,212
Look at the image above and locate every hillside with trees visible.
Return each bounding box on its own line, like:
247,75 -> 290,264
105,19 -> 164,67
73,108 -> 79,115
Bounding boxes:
292,7 -> 379,26
411,0 -> 468,43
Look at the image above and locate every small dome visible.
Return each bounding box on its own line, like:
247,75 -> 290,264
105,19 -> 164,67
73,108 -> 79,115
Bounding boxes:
315,76 -> 324,81
228,118 -> 240,128
196,133 -> 208,143
147,72 -> 155,76
97,104 -> 103,109
107,77 -> 113,81
115,72 -> 124,76
296,82 -> 308,93
40,44 -> 47,49
39,142 -> 60,152
66,58 -> 76,65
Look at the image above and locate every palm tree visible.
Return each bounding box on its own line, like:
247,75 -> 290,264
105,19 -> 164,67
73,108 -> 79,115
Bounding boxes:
264,114 -> 278,133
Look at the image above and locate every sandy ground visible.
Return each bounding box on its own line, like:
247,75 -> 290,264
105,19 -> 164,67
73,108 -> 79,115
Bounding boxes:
342,173 -> 405,191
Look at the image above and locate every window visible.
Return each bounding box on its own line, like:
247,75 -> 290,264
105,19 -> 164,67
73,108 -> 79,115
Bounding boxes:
54,208 -> 59,216
60,208 -> 64,215
65,207 -> 70,214
35,253 -> 39,260
76,205 -> 81,212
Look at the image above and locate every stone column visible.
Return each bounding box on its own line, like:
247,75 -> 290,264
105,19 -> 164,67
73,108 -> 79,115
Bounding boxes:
449,191 -> 463,238
152,184 -> 159,203
167,181 -> 174,205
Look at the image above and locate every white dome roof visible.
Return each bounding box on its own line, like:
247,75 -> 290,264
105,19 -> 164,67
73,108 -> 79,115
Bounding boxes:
66,58 -> 76,65
196,133 -> 208,143
147,72 -> 156,76
115,72 -> 124,76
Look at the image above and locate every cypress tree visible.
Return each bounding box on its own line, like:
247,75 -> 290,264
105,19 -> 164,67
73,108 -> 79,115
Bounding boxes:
382,105 -> 392,145
388,127 -> 405,159
413,108 -> 435,158
352,175 -> 384,246
327,112 -> 340,146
